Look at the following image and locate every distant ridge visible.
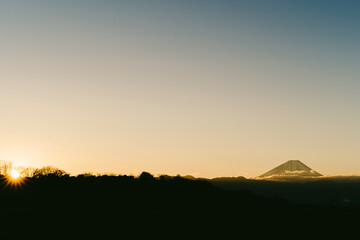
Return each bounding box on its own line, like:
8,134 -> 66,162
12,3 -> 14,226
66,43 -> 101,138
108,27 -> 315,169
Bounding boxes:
259,160 -> 322,178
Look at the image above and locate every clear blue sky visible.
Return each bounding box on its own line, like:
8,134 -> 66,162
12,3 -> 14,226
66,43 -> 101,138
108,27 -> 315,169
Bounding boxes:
1,1 -> 360,177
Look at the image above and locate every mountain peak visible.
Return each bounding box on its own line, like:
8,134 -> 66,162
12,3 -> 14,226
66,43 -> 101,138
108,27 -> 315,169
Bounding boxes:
259,160 -> 322,178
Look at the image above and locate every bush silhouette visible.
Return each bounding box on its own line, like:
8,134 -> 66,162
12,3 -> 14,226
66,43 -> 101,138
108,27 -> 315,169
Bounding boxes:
138,171 -> 155,182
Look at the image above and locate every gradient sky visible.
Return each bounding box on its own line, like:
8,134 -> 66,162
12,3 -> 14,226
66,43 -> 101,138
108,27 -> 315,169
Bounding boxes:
1,0 -> 360,177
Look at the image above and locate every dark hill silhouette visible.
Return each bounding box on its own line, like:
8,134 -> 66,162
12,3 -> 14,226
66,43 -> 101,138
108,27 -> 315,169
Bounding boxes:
210,176 -> 360,205
0,169 -> 359,239
0,172 -> 290,238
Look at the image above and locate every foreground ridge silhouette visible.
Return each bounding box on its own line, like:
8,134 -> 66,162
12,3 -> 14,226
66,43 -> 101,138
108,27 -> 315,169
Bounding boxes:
0,170 -> 358,239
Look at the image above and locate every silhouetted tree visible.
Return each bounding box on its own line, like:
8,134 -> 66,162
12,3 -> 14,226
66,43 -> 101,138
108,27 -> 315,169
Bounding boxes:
0,160 -> 12,176
22,167 -> 37,178
32,166 -> 69,178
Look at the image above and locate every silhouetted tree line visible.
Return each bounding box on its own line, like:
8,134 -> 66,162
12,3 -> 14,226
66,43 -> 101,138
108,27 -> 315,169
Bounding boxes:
0,165 -> 358,239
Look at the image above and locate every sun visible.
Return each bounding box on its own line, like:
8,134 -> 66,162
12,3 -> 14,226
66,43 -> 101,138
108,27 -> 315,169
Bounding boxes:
10,169 -> 21,179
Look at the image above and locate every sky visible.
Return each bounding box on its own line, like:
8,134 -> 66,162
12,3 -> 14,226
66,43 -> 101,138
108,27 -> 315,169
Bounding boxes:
1,0 -> 360,177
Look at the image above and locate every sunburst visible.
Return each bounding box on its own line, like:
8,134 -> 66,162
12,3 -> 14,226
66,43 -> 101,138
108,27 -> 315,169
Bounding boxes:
4,169 -> 26,188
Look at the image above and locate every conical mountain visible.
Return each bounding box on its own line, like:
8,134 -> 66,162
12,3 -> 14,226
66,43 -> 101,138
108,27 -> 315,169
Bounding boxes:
259,160 -> 322,178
